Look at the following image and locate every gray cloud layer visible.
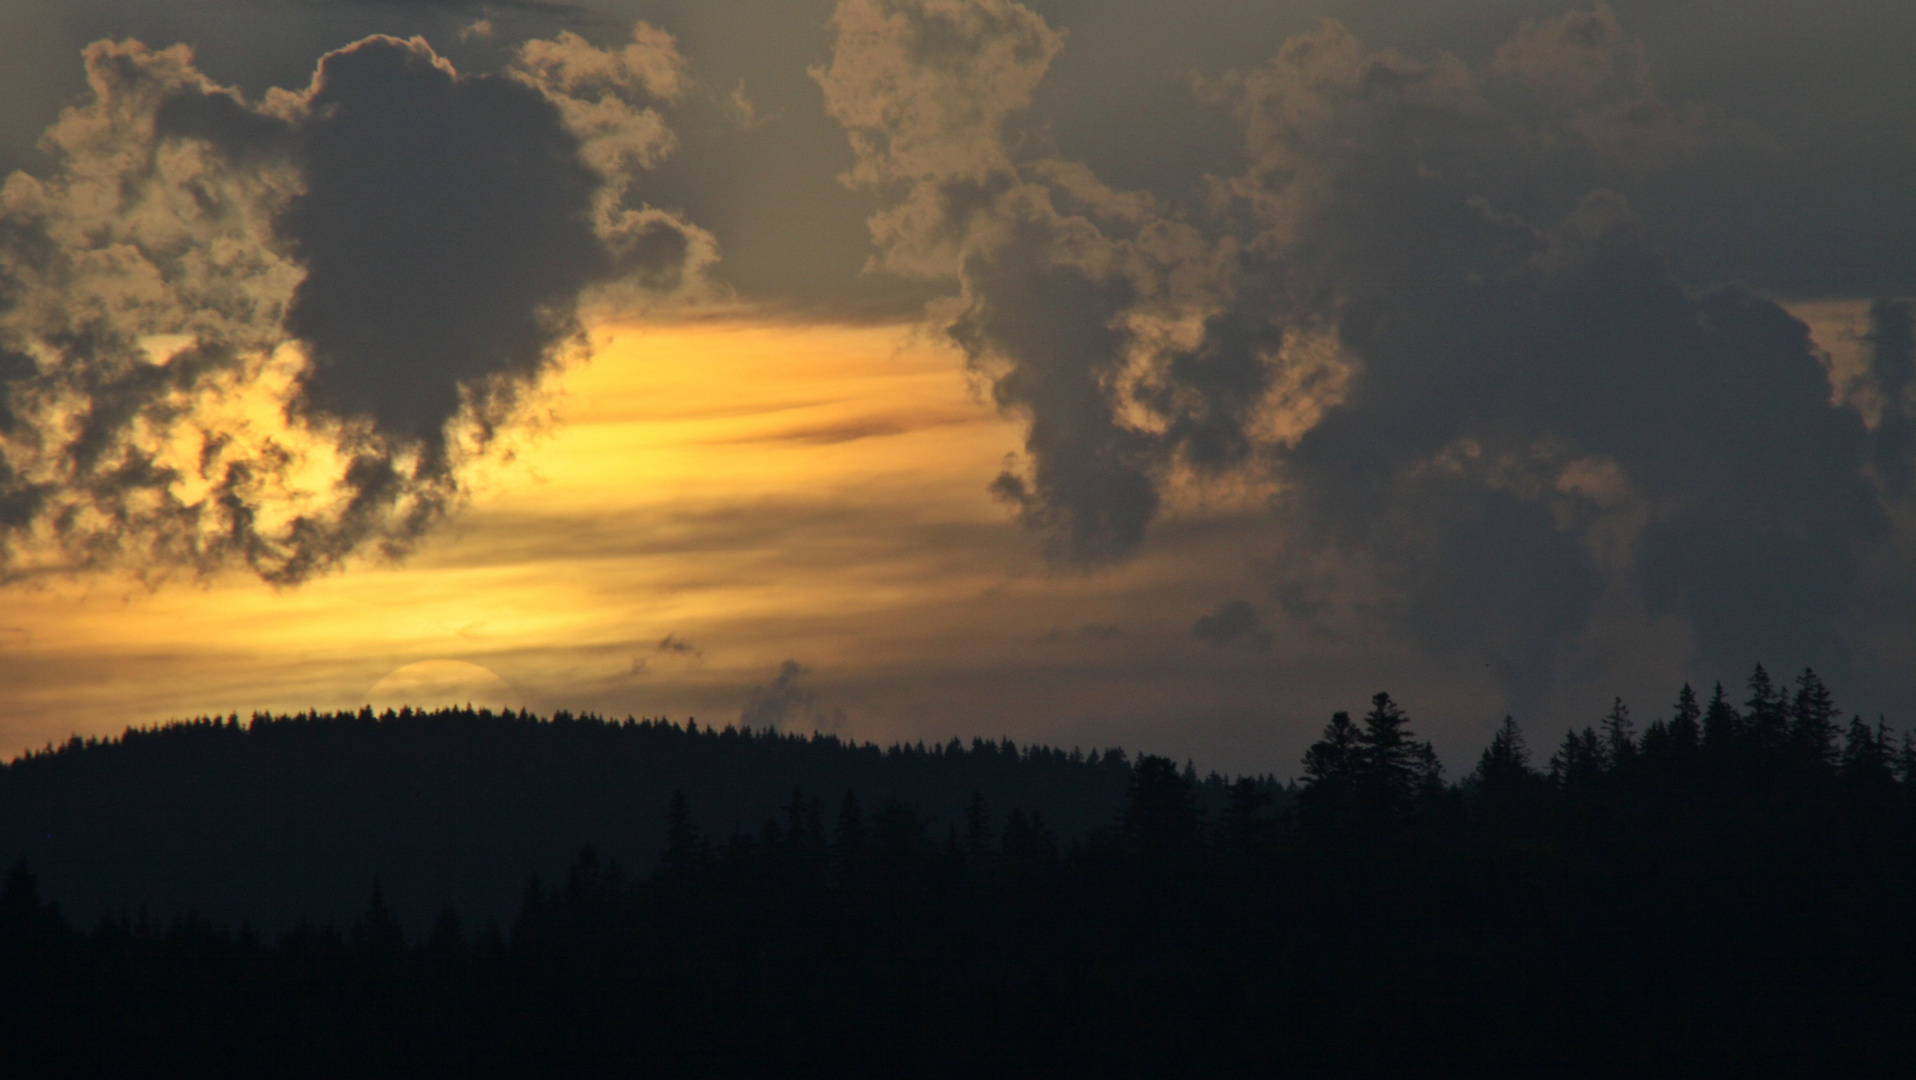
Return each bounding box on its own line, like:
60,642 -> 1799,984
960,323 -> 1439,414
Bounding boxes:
815,0 -> 1916,706
1,0 -> 1913,720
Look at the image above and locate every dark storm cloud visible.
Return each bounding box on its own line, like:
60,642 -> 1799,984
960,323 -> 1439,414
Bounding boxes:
1193,601 -> 1271,650
819,0 -> 1916,705
278,36 -> 607,446
0,27 -> 708,582
1214,21 -> 1894,691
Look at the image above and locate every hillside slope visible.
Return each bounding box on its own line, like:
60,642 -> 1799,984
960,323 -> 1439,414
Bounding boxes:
0,708 -> 1208,930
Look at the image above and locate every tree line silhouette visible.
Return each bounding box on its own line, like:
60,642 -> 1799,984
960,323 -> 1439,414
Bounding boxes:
0,706 -> 1176,932
3,663 -> 1915,1069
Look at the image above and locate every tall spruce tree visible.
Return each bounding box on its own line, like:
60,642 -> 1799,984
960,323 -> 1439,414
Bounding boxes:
1668,683 -> 1703,753
1474,717 -> 1533,793
1550,727 -> 1606,789
1357,692 -> 1435,809
1601,698 -> 1637,771
1790,668 -> 1839,773
1840,715 -> 1894,786
1744,664 -> 1789,755
1299,710 -> 1363,830
1702,682 -> 1741,756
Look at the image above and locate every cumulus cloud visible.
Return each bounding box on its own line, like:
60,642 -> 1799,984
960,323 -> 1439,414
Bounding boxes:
1217,21 -> 1888,696
0,26 -> 711,583
511,23 -> 718,303
818,0 -> 1232,564
821,0 -> 1916,705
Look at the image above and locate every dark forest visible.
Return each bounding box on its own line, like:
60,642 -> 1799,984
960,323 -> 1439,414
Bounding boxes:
4,664 -> 1915,1070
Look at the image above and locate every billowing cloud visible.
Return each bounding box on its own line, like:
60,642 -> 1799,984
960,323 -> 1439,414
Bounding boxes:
0,0 -> 1912,761
1217,18 -> 1893,697
0,26 -> 712,584
817,0 -> 1228,564
820,0 -> 1916,706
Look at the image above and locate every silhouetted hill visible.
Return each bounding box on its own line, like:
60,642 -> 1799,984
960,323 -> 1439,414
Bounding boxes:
0,707 -> 1245,932
2,667 -> 1914,1068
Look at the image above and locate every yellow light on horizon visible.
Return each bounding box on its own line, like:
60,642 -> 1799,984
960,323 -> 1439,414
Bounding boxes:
0,315 -> 1028,753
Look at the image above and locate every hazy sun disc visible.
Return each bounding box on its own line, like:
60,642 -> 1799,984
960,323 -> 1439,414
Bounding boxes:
367,660 -> 520,713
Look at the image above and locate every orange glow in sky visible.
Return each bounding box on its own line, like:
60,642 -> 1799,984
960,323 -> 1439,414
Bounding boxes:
0,318 -> 1023,745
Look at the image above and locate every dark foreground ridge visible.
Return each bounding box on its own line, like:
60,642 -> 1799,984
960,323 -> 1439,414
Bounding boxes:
0,707 -> 1173,931
3,664 -> 1915,1069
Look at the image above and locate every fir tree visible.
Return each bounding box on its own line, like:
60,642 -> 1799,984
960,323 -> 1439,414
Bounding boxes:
1221,776 -> 1277,855
661,791 -> 708,877
1300,711 -> 1362,791
1702,682 -> 1741,755
1299,710 -> 1364,830
1790,668 -> 1839,772
1601,698 -> 1636,771
1744,664 -> 1788,754
1473,716 -> 1534,794
1668,683 -> 1703,752
1357,692 -> 1433,810
1840,715 -> 1894,786
1550,727 -> 1606,789
1122,755 -> 1202,865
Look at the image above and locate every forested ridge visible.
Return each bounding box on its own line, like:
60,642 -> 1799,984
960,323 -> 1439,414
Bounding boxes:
4,664 -> 1916,1069
0,706 -> 1167,931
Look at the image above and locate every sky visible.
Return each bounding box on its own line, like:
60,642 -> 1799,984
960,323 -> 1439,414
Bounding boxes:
0,0 -> 1912,777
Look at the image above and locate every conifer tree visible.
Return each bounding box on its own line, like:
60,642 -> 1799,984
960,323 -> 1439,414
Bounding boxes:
1639,717 -> 1671,760
661,791 -> 708,877
1601,698 -> 1636,771
1840,715 -> 1893,786
1549,727 -> 1606,789
1473,717 -> 1534,795
1221,776 -> 1276,854
964,791 -> 993,864
1471,717 -> 1539,835
1299,710 -> 1363,830
1790,668 -> 1839,772
834,791 -> 867,866
1744,664 -> 1788,754
1702,682 -> 1740,755
1357,692 -> 1433,809
352,881 -> 407,961
1669,683 -> 1703,751
1301,712 -> 1362,790
1122,755 -> 1202,865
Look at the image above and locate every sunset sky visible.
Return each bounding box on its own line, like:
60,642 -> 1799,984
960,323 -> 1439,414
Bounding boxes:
0,0 -> 1912,775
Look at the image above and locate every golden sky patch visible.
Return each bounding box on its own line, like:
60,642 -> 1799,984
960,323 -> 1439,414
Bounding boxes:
0,317 -> 1039,752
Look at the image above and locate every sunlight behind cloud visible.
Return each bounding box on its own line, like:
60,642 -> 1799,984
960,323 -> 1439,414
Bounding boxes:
367,660 -> 519,713
3,306 -> 1899,773
0,318 -> 1046,749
